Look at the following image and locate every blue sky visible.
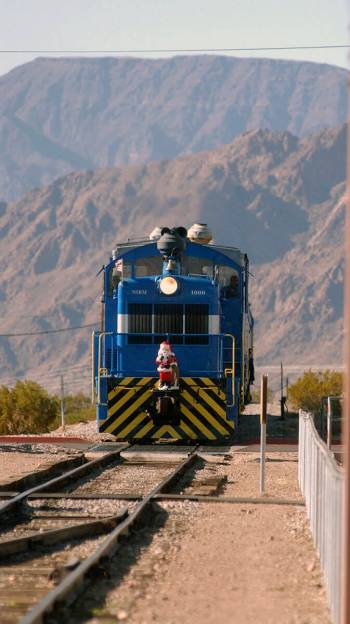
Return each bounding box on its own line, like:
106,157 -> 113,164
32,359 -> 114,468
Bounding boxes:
0,0 -> 348,76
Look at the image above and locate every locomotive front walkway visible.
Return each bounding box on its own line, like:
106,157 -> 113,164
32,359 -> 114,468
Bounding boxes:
74,447 -> 331,624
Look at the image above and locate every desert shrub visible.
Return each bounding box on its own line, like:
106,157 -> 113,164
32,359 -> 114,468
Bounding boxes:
50,391 -> 95,429
288,370 -> 343,415
0,380 -> 59,434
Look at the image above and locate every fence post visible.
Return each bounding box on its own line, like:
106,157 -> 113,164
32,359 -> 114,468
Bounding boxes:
260,374 -> 268,495
280,362 -> 286,420
60,374 -> 65,432
327,396 -> 332,449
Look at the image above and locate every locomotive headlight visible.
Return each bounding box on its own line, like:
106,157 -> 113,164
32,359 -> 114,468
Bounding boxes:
159,276 -> 178,295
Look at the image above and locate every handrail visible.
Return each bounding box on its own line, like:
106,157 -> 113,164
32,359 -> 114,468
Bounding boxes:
241,321 -> 245,403
94,330 -> 222,338
94,331 -> 237,407
224,333 -> 235,407
97,332 -> 113,404
91,331 -> 95,405
96,371 -> 226,380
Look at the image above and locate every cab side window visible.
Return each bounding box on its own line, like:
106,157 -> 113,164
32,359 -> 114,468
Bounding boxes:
219,266 -> 239,299
107,260 -> 132,296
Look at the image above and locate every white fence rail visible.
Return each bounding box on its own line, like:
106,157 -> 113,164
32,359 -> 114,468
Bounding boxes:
298,410 -> 343,624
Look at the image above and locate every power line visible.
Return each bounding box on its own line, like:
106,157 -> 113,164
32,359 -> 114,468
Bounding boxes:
0,362 -> 90,384
3,314 -> 68,320
0,44 -> 348,54
0,369 -> 91,381
0,373 -> 92,388
0,323 -> 98,337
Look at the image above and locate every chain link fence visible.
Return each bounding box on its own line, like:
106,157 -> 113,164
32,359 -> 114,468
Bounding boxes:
298,409 -> 343,624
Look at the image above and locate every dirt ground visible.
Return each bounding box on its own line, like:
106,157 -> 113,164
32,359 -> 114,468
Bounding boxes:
238,403 -> 299,441
0,448 -> 80,486
40,401 -> 297,442
61,450 -> 330,624
0,411 -> 331,623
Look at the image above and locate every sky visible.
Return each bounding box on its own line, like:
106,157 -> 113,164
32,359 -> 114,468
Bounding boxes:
0,0 -> 348,77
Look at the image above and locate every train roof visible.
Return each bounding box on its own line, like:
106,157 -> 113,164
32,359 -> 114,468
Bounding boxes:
112,238 -> 246,266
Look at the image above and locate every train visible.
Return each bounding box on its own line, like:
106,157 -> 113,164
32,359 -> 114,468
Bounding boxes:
92,223 -> 254,442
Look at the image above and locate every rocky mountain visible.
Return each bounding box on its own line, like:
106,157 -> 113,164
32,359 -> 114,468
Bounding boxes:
0,55 -> 347,202
0,124 -> 345,389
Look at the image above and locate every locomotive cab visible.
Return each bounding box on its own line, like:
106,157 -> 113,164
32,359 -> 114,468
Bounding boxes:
92,224 -> 254,442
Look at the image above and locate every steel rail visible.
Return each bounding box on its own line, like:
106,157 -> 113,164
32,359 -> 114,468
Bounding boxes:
0,508 -> 129,556
154,493 -> 305,506
0,491 -> 305,506
20,451 -> 198,624
0,445 -> 129,517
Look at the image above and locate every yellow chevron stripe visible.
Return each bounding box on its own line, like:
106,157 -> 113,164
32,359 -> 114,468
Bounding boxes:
180,403 -> 216,440
108,381 -> 137,410
108,377 -> 152,418
214,409 -> 234,427
133,420 -> 155,439
181,389 -> 228,436
134,420 -> 190,440
201,391 -> 227,418
186,378 -> 226,418
166,425 -> 181,438
201,393 -> 226,420
105,385 -> 153,433
201,377 -> 226,401
106,377 -> 230,440
178,420 -> 197,439
108,377 -> 134,401
116,412 -> 149,439
152,424 -> 179,439
183,377 -> 225,404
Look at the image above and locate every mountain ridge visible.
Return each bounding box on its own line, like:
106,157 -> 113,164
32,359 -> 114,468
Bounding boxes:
0,55 -> 347,202
0,124 -> 345,386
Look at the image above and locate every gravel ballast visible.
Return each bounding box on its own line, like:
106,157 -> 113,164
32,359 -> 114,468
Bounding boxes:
48,449 -> 331,624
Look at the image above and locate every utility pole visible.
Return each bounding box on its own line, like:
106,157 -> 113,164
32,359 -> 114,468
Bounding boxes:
280,361 -> 286,420
259,374 -> 268,496
60,374 -> 65,432
341,70 -> 350,624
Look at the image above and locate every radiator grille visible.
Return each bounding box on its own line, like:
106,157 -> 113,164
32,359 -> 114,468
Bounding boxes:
154,304 -> 183,344
185,304 -> 209,344
128,303 -> 152,344
127,303 -> 209,344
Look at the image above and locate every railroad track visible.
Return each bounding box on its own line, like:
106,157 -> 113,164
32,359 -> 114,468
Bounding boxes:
0,445 -> 202,623
0,444 -> 304,623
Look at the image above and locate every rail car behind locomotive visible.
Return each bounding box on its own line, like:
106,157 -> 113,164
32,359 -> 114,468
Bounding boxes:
92,224 -> 254,441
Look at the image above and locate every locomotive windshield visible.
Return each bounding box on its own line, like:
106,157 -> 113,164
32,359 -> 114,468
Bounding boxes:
182,257 -> 214,278
135,256 -> 163,277
135,255 -> 214,278
110,254 -> 215,284
108,255 -> 239,300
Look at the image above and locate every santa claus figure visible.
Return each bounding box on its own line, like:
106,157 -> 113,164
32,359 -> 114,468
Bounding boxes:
156,340 -> 179,389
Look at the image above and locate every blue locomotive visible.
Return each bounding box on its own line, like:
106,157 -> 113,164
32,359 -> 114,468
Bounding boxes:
92,224 -> 254,442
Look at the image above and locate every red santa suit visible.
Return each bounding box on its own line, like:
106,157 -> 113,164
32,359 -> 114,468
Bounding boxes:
156,341 -> 178,388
